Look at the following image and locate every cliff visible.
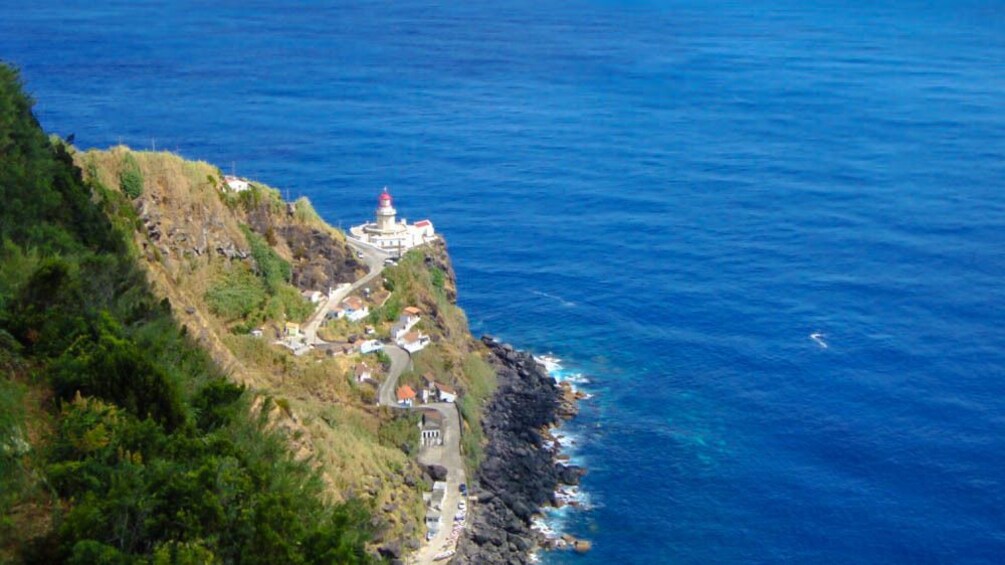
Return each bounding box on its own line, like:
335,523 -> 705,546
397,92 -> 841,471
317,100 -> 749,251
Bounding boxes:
0,65 -> 376,564
73,147 -> 437,545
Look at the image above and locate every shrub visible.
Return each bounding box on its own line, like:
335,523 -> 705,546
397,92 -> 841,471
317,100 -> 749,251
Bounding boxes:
192,379 -> 245,432
430,267 -> 445,291
119,153 -> 143,199
292,197 -> 321,225
205,268 -> 268,321
240,226 -> 291,293
272,285 -> 313,322
377,412 -> 420,455
49,312 -> 187,430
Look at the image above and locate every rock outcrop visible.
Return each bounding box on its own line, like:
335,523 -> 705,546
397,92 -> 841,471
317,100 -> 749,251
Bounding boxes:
245,202 -> 364,291
423,238 -> 458,303
454,337 -> 564,565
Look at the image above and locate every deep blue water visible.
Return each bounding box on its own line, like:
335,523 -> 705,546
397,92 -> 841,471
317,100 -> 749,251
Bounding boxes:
4,1 -> 1005,562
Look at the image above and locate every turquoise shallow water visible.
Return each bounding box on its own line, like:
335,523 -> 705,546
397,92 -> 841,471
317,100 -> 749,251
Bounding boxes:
3,1 -> 1005,562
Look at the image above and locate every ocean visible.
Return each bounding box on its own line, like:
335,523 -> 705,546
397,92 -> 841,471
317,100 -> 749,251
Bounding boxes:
3,1 -> 1005,562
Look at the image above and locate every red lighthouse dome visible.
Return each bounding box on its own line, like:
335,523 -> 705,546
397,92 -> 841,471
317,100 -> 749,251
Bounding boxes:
378,188 -> 392,207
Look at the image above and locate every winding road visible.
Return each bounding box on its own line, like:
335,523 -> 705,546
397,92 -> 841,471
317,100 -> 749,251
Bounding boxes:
307,236 -> 467,563
378,344 -> 412,406
375,343 -> 467,564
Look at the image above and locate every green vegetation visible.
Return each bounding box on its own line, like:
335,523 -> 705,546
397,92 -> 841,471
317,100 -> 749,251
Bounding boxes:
379,250 -> 497,473
203,227 -> 313,326
430,267 -> 445,291
293,196 -> 322,225
241,225 -> 291,293
0,64 -> 374,563
377,412 -> 421,455
118,152 -> 143,199
205,267 -> 269,320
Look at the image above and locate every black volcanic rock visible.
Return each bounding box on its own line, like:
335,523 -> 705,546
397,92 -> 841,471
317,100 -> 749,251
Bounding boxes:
423,463 -> 448,482
454,337 -> 565,565
557,464 -> 586,486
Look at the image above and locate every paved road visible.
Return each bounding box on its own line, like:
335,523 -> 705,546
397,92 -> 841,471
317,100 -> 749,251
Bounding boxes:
412,403 -> 467,565
345,237 -> 390,293
378,344 -> 412,406
374,344 -> 466,564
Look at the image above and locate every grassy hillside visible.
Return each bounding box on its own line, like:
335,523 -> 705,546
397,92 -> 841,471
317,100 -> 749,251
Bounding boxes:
73,146 -> 431,545
379,247 -> 498,473
0,63 -> 375,564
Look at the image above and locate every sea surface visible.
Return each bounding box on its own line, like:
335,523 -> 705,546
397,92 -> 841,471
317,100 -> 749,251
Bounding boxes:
3,1 -> 1005,562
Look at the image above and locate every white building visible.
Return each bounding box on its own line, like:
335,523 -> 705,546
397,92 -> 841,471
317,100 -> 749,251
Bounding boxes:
391,307 -> 421,341
357,339 -> 383,354
435,382 -> 457,404
397,385 -> 417,408
398,331 -> 430,354
340,296 -> 369,322
420,410 -> 444,446
223,175 -> 250,192
301,290 -> 324,304
354,363 -> 373,383
349,188 -> 437,257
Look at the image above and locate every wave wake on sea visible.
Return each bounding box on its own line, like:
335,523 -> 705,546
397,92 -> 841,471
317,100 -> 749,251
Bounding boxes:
530,354 -> 596,554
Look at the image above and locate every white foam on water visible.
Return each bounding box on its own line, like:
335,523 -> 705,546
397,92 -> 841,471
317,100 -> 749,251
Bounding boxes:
531,289 -> 577,308
531,353 -> 597,553
810,332 -> 828,349
534,354 -> 563,373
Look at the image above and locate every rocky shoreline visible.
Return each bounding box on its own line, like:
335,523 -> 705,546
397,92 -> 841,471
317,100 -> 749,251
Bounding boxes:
455,337 -> 588,564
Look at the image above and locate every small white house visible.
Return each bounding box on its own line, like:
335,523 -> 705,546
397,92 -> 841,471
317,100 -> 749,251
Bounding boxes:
435,382 -> 457,404
340,296 -> 369,322
357,339 -> 383,354
223,175 -> 250,192
398,331 -> 430,354
250,328 -> 264,338
413,219 -> 435,241
397,385 -> 417,408
354,363 -> 373,383
301,290 -> 324,304
420,410 -> 444,446
402,306 -> 421,325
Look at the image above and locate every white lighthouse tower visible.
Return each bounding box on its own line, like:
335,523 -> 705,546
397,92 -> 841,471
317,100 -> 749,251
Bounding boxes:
350,187 -> 436,257
375,187 -> 397,233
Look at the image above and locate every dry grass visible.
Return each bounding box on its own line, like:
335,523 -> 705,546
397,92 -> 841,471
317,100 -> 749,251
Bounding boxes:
74,147 -> 427,541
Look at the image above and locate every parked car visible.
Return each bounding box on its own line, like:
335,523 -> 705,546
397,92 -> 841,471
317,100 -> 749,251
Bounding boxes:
459,483 -> 467,495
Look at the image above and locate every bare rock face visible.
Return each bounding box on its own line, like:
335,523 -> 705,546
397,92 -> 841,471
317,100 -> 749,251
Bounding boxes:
243,202 -> 365,291
423,463 -> 449,482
